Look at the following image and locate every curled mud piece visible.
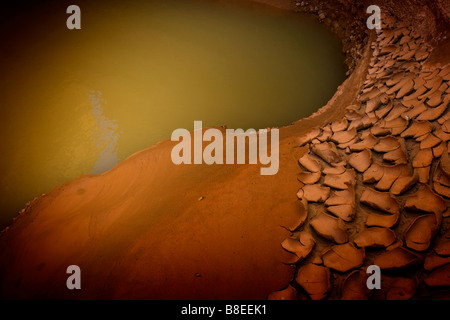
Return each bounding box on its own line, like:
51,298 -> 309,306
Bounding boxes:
435,239 -> 450,256
295,264 -> 330,300
331,119 -> 349,133
331,128 -> 357,145
424,252 -> 450,271
311,142 -> 341,165
297,184 -> 330,203
390,174 -> 418,195
340,270 -> 371,300
360,188 -> 400,215
325,187 -> 356,222
420,133 -> 442,150
281,231 -> 316,264
405,214 -> 439,252
288,198 -> 308,232
401,120 -> 432,139
298,153 -> 321,173
404,185 -> 446,216
386,277 -> 418,300
441,151 -> 450,178
297,171 -> 322,185
350,134 -> 378,151
374,247 -> 421,271
416,99 -> 449,121
310,211 -> 348,244
322,243 -> 365,272
365,210 -> 399,228
323,169 -> 356,190
424,264 -> 450,287
297,127 -> 321,147
412,148 -> 433,168
376,164 -> 411,191
373,136 -> 401,153
348,149 -> 372,173
267,285 -> 298,300
354,227 -> 396,248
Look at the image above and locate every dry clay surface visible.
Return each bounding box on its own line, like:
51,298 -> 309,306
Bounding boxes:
272,12 -> 450,300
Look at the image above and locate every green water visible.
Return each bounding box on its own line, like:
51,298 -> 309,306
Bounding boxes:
0,0 -> 345,228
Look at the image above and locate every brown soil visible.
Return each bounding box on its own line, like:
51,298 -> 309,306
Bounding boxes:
0,0 -> 449,300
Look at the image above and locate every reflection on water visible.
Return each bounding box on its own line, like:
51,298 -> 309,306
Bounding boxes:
89,91 -> 120,174
0,0 -> 345,228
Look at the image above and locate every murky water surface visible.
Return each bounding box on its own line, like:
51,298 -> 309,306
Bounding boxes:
0,0 -> 345,227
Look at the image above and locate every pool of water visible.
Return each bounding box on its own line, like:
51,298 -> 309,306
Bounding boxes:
0,0 -> 345,228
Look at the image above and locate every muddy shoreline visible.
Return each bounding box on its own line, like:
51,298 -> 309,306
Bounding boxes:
1,0 -> 449,300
